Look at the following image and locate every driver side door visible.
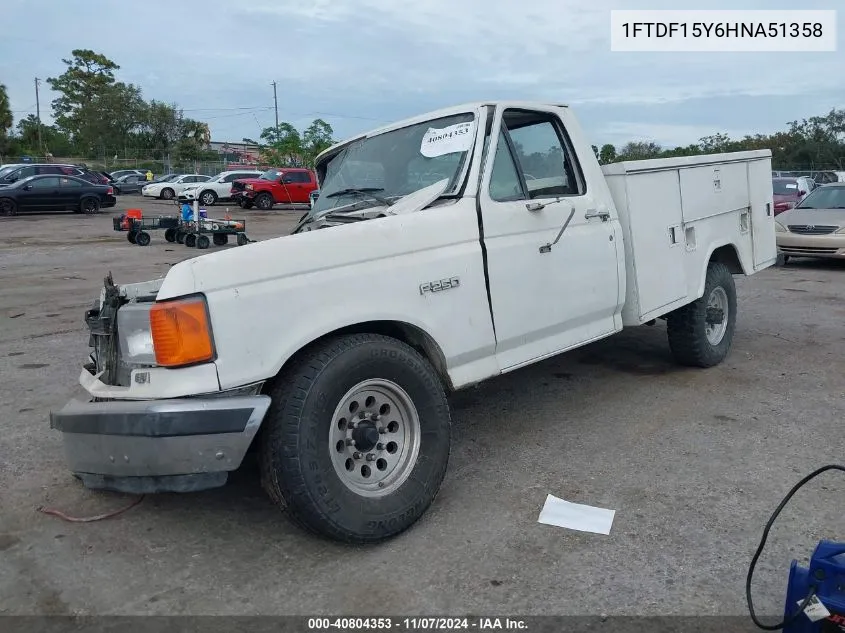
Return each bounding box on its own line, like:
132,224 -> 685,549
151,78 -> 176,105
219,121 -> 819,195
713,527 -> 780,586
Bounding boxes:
478,106 -> 622,371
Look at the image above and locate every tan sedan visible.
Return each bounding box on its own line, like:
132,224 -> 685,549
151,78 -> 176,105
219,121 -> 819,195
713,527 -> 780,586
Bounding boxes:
776,183 -> 845,262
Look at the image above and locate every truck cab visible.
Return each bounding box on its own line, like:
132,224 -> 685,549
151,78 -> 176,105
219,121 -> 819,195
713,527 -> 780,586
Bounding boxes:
231,167 -> 317,210
50,101 -> 775,545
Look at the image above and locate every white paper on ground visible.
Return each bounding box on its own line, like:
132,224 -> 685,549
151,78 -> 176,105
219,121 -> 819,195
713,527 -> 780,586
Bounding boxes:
420,121 -> 476,157
537,494 -> 616,535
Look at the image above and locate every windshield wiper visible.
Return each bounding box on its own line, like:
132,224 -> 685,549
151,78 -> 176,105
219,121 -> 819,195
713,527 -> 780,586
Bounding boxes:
325,187 -> 394,206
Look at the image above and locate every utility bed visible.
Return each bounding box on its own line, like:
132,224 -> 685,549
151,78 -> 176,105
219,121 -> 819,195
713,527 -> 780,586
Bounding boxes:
602,150 -> 776,326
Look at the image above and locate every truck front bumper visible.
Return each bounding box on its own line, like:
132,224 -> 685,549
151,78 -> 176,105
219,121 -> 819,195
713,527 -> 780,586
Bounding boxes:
49,395 -> 271,494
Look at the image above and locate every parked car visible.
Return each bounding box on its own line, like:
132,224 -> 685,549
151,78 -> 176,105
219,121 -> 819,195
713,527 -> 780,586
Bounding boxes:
775,183 -> 845,262
49,101 -> 777,544
150,173 -> 180,184
0,163 -> 88,186
230,167 -> 317,209
0,174 -> 115,216
111,173 -> 146,195
109,169 -> 148,180
141,174 -> 211,200
772,176 -> 814,215
178,169 -> 264,206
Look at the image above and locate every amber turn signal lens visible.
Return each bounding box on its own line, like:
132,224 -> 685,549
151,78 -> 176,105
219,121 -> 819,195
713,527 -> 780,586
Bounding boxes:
149,296 -> 214,367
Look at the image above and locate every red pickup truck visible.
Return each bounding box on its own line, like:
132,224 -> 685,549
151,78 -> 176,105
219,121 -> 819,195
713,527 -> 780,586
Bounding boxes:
231,167 -> 317,210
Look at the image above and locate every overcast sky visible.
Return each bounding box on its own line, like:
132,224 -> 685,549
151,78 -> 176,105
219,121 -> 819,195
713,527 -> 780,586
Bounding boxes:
1,0 -> 841,149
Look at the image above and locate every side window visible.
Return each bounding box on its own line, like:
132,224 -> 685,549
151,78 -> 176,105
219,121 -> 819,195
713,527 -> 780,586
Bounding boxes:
222,174 -> 238,183
488,131 -> 524,202
30,177 -> 61,188
506,118 -> 580,198
12,167 -> 36,181
38,166 -> 64,175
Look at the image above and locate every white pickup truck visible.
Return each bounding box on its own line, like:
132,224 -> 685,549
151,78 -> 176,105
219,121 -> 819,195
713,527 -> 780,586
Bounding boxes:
50,101 -> 776,543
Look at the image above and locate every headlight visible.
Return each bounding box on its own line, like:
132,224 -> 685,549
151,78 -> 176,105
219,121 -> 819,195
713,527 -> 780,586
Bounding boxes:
775,221 -> 787,233
117,303 -> 156,366
835,227 -> 845,234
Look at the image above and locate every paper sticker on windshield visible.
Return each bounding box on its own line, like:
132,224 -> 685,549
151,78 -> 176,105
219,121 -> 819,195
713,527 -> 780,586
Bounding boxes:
785,183 -> 798,189
420,121 -> 476,158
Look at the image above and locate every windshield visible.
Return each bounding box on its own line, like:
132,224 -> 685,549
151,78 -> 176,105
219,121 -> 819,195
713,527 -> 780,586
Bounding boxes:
796,186 -> 845,209
309,112 -> 477,218
0,165 -> 20,178
260,169 -> 282,180
773,179 -> 800,195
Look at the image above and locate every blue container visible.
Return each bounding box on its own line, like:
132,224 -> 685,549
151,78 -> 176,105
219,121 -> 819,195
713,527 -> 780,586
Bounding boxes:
783,540 -> 845,632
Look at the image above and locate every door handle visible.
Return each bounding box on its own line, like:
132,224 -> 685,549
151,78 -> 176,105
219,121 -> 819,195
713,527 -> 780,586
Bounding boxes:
585,209 -> 610,221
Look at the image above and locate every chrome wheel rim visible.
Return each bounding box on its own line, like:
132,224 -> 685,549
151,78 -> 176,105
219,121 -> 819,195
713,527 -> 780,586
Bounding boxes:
201,192 -> 214,205
329,378 -> 420,497
705,287 -> 729,345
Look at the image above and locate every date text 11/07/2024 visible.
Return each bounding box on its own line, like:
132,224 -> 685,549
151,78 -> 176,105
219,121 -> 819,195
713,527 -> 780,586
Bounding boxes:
307,618 -> 528,630
620,21 -> 824,38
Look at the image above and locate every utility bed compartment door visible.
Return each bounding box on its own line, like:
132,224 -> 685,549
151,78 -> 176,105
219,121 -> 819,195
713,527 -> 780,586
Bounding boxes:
678,162 -> 749,223
624,172 -> 687,315
747,159 -> 777,268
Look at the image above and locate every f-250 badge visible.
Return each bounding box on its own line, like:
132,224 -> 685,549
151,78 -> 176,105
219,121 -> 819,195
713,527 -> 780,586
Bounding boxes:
420,277 -> 460,295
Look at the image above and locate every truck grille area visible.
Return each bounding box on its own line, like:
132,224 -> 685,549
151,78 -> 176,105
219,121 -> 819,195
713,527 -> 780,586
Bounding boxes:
787,225 -> 838,235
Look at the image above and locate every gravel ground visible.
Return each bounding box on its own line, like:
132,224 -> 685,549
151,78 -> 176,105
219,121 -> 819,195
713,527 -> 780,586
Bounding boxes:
0,196 -> 843,618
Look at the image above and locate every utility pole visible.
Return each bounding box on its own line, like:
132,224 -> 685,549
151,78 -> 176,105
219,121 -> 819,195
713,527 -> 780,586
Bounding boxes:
34,77 -> 43,156
271,81 -> 279,129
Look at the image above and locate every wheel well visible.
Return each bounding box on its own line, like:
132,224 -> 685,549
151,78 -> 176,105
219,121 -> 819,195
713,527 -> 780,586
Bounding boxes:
276,321 -> 454,393
709,244 -> 743,274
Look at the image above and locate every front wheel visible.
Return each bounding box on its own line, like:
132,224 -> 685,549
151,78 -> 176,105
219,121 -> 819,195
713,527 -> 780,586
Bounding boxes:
667,262 -> 737,368
176,231 -> 185,244
127,232 -> 137,244
213,233 -> 228,246
184,233 -> 197,248
164,228 -> 177,243
160,188 -> 175,200
255,193 -> 273,210
199,190 -> 217,206
135,231 -> 151,246
259,333 -> 451,544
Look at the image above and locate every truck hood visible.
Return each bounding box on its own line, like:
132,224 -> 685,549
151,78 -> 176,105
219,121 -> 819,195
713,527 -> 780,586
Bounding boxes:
156,183 -> 452,300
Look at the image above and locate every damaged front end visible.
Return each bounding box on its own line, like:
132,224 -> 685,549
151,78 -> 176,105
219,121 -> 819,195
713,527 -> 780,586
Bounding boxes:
84,272 -> 163,388
50,271 -> 271,494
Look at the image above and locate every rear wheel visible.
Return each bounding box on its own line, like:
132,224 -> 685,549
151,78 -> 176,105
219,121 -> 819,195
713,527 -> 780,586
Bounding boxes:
0,198 -> 15,216
81,197 -> 100,215
127,232 -> 137,244
185,234 -> 197,248
236,233 -> 249,246
259,333 -> 451,543
667,262 -> 737,368
135,231 -> 151,246
196,235 -> 210,249
213,233 -> 228,246
255,193 -> 274,210
176,231 -> 185,244
164,228 -> 177,243
160,188 -> 175,200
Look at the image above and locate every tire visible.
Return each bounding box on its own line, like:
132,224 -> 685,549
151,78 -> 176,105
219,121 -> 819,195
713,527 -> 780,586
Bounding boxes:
0,198 -> 15,216
176,231 -> 185,244
667,262 -> 737,368
160,188 -> 175,200
255,193 -> 273,210
164,228 -> 177,243
776,253 -> 790,266
236,233 -> 249,246
80,197 -> 100,215
196,235 -> 210,249
213,233 -> 228,246
184,234 -> 197,248
199,190 -> 217,206
136,231 -> 151,247
259,333 -> 451,544
127,232 -> 137,244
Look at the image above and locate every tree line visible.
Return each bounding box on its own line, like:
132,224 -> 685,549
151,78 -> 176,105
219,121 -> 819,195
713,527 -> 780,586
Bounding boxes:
590,108 -> 845,169
0,49 -> 335,170
0,49 -> 842,171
